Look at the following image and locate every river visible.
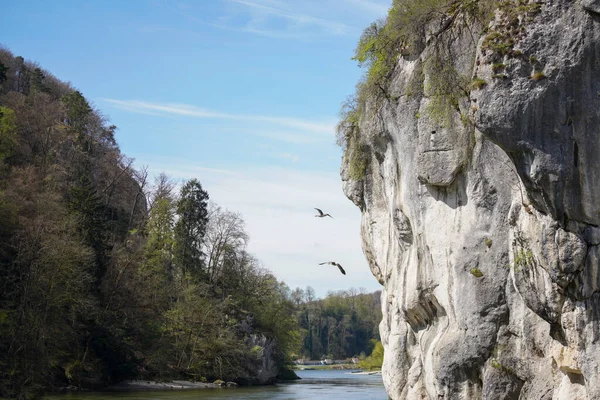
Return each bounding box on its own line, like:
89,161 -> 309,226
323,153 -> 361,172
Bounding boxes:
44,370 -> 388,400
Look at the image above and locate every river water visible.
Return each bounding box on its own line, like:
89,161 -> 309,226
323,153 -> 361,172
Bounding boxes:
44,370 -> 389,400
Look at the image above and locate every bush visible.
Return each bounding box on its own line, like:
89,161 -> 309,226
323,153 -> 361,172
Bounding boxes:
358,340 -> 384,370
472,77 -> 487,90
470,267 -> 484,277
348,139 -> 370,180
531,71 -> 546,81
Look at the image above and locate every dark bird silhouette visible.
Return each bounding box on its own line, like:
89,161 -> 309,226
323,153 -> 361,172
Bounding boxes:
314,208 -> 333,218
319,261 -> 346,275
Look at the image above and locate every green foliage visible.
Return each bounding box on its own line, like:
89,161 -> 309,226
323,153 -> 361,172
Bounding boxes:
62,90 -> 93,138
163,287 -> 242,379
490,358 -> 502,370
0,51 -> 304,397
69,173 -> 110,279
0,171 -> 96,397
471,77 -> 487,90
174,179 -> 209,281
0,106 -> 17,162
335,96 -> 360,148
485,238 -> 493,248
481,31 -> 513,58
509,248 -> 535,272
491,63 -> 506,73
30,68 -> 50,94
489,344 -> 515,374
348,138 -> 370,180
144,197 -> 176,289
490,357 -> 515,374
424,53 -> 470,126
0,62 -> 7,85
481,0 -> 542,62
531,71 -> 546,81
358,340 -> 384,370
336,97 -> 370,180
253,280 -> 302,359
353,20 -> 397,99
294,288 -> 381,360
338,0 -> 500,162
470,267 -> 483,277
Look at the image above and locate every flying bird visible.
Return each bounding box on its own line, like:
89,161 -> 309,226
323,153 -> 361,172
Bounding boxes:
314,208 -> 333,218
319,261 -> 346,275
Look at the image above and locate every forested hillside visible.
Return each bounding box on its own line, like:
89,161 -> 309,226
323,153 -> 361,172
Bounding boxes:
292,288 -> 381,360
0,48 -> 300,398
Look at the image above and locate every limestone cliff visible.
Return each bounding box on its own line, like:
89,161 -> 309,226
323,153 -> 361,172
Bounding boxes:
341,1 -> 600,398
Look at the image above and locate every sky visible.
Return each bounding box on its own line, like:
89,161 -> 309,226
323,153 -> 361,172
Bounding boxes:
1,0 -> 390,297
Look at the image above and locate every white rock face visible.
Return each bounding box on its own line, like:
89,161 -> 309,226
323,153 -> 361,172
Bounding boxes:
342,1 -> 600,399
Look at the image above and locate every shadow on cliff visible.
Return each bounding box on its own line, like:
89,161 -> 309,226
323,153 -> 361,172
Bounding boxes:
425,173 -> 468,210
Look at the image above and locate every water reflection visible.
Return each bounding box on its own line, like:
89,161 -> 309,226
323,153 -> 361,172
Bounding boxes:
44,370 -> 388,400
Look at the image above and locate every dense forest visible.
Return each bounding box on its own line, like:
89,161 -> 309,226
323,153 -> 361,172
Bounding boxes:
0,48 -> 382,399
291,287 -> 381,360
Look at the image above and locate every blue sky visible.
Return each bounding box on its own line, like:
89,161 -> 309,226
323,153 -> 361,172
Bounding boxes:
1,0 -> 390,297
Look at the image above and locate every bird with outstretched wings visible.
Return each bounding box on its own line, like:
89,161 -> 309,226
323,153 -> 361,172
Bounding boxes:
319,261 -> 346,275
314,208 -> 333,218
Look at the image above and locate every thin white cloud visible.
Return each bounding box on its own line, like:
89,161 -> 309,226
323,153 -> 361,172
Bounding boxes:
230,0 -> 350,36
165,0 -> 388,40
275,152 -> 300,162
255,130 -> 326,144
102,99 -> 336,136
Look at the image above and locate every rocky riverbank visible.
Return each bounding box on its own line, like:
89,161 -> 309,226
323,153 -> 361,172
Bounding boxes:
106,379 -> 238,391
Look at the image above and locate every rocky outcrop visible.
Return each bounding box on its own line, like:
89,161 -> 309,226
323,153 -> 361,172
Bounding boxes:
107,380 -> 221,391
342,1 -> 600,399
238,334 -> 279,385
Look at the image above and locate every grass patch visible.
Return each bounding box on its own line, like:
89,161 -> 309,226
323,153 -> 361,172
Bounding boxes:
472,77 -> 487,90
490,358 -> 515,375
481,0 -> 543,62
508,248 -> 535,272
470,268 -> 484,277
491,63 -> 506,73
424,53 -> 470,127
531,71 -> 546,81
